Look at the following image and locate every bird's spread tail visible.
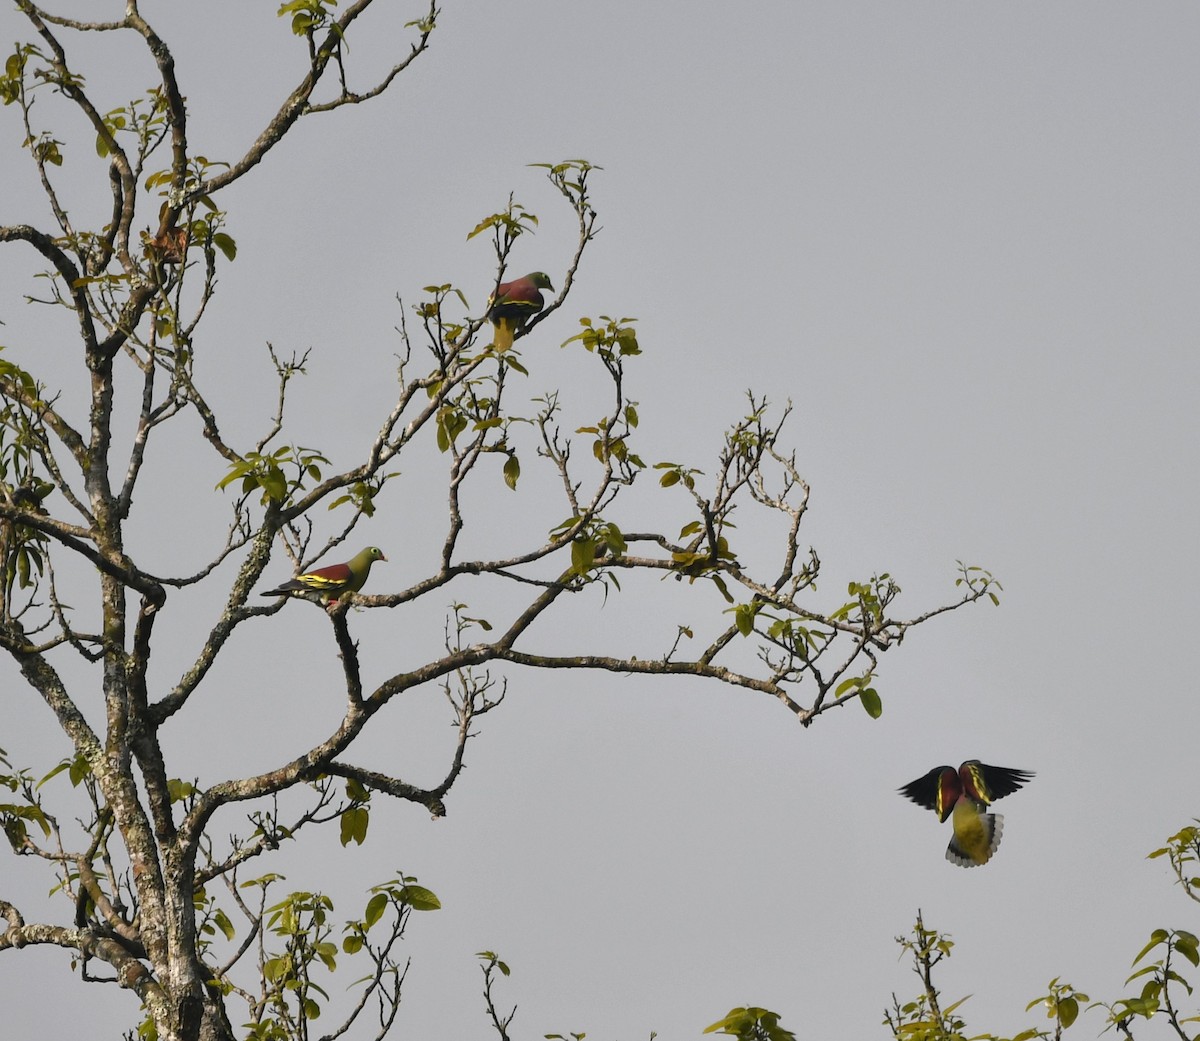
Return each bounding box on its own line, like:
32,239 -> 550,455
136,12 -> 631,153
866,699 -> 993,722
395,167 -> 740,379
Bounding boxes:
946,811 -> 1004,868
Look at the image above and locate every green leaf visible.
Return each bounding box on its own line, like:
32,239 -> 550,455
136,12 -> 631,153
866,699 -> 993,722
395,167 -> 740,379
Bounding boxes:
503,453 -> 520,491
211,232 -> 237,261
1131,929 -> 1170,966
399,884 -> 441,911
571,538 -> 595,577
1175,930 -> 1199,966
314,941 -> 337,972
259,468 -> 287,502
68,755 -> 91,786
167,778 -> 197,803
363,892 -> 388,928
213,908 -> 236,942
1058,996 -> 1078,1027
436,406 -> 467,453
466,202 -> 539,241
704,1007 -> 795,1041
859,687 -> 883,719
1115,996 -> 1160,1019
36,760 -> 71,788
339,806 -> 369,847
834,675 -> 863,698
561,315 -> 640,357
705,574 -> 730,603
240,872 -> 285,890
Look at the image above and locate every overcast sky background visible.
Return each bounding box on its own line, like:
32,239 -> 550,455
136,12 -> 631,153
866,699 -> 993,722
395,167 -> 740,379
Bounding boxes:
2,2 -> 1199,1038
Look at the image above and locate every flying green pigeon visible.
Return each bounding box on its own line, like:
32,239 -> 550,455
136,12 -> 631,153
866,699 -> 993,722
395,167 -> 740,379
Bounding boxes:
487,271 -> 554,351
261,546 -> 387,602
899,760 -> 1034,868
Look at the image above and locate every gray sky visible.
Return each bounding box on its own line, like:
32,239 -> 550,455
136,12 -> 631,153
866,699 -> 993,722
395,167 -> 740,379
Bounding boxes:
3,2 -> 1199,1038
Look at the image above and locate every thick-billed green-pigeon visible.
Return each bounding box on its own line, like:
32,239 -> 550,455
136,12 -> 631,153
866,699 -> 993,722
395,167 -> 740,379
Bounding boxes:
261,546 -> 387,602
899,760 -> 1035,867
487,271 -> 554,351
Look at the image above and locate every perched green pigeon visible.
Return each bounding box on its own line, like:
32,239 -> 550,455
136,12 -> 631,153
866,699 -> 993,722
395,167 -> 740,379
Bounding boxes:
261,546 -> 387,602
487,271 -> 554,351
899,760 -> 1034,868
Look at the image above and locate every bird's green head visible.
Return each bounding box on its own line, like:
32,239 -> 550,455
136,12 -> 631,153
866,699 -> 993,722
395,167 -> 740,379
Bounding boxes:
351,546 -> 387,569
527,271 -> 554,292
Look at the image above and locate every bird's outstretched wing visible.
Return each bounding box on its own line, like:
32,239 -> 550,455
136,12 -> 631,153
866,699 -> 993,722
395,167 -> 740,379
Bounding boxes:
898,765 -> 960,822
960,761 -> 1035,805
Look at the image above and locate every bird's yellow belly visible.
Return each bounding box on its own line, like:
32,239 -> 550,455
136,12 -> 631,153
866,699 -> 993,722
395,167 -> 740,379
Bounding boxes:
951,800 -> 993,865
